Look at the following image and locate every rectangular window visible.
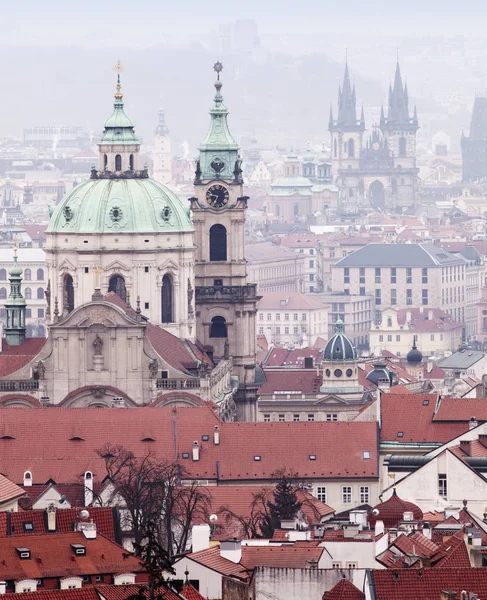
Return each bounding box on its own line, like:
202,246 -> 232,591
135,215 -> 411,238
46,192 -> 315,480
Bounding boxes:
406,289 -> 412,305
284,327 -> 289,334
309,259 -> 314,268
396,335 -> 400,341
391,289 -> 397,305
438,474 -> 447,498
316,486 -> 327,503
430,334 -> 435,341
293,414 -> 300,422
375,267 -> 381,284
360,287 -> 365,296
26,309 -> 32,318
390,267 -> 396,284
359,267 -> 365,284
259,313 -> 263,321
284,313 -> 289,321
379,335 -> 384,342
422,289 -> 428,305
302,313 -> 307,321
406,267 -> 412,284
275,327 -> 281,335
276,313 -> 280,321
346,562 -> 358,569
309,274 -> 314,282
308,414 -> 314,422
422,267 -> 428,284
332,562 -> 341,569
344,267 -> 350,284
326,414 -> 338,421
263,414 -> 271,422
342,486 -> 352,504
258,327 -> 264,335
387,335 -> 392,342
293,326 -> 299,334
375,289 -> 381,305
267,313 -> 271,321
293,313 -> 298,321
360,486 -> 369,503
278,414 -> 285,422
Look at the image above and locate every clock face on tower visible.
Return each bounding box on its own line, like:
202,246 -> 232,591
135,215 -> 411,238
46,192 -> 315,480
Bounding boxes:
206,184 -> 229,208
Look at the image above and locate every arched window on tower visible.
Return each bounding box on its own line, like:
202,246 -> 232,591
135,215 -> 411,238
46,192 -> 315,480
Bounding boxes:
104,154 -> 108,170
209,224 -> 227,261
36,287 -> 44,300
129,154 -> 134,170
399,137 -> 407,157
115,154 -> 122,171
64,275 -> 74,313
210,316 -> 227,338
0,287 -> 6,300
387,317 -> 392,327
348,138 -> 355,158
37,268 -> 44,281
161,274 -> 174,323
108,274 -> 126,302
24,269 -> 31,281
24,287 -> 32,300
0,269 -> 6,281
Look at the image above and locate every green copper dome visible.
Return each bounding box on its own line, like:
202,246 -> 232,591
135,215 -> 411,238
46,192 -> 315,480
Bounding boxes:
47,178 -> 193,234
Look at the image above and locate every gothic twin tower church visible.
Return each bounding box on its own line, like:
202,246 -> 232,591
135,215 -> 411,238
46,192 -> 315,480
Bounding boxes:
329,61 -> 419,213
0,64 -> 259,418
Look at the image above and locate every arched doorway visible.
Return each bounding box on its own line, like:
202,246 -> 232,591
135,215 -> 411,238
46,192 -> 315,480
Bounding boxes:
161,274 -> 173,323
369,180 -> 385,210
209,224 -> 227,261
108,274 -> 126,302
64,274 -> 74,313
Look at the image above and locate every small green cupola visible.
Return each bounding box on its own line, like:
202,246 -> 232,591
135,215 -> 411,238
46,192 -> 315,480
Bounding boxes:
93,61 -> 145,179
5,244 -> 27,346
195,62 -> 242,184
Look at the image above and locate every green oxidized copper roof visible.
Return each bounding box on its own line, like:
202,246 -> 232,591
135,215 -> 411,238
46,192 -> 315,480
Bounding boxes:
197,63 -> 240,181
99,77 -> 139,145
47,178 -> 193,234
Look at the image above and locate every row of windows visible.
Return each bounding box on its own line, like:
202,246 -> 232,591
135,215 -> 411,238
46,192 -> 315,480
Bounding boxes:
259,326 -> 308,335
442,265 -> 465,283
259,312 -> 309,321
351,267 -> 429,285
316,485 -> 369,505
0,287 -> 44,300
264,413 -> 338,423
378,333 -> 445,343
373,289 -> 428,306
0,268 -> 44,281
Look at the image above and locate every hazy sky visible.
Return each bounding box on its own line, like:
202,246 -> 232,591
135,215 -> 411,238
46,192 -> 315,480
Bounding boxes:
1,0 -> 485,46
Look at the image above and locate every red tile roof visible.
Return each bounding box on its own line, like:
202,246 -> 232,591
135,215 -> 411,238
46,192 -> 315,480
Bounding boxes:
186,546 -> 249,579
0,532 -> 140,581
370,568 -> 487,598
380,393 -> 467,443
0,409 -> 378,484
430,532 -> 470,568
259,369 -> 322,394
4,585 -> 185,600
240,544 -> 324,569
3,590 -> 100,600
323,578 -> 365,600
147,323 -> 211,374
181,584 -> 207,600
262,347 -> 323,368
433,397 -> 487,422
96,584 -> 183,600
0,337 -> 46,376
257,292 -> 326,310
369,490 -> 423,529
0,473 -> 25,504
392,532 -> 439,558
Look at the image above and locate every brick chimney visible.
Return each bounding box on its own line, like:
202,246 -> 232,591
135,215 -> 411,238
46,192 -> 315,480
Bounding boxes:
46,503 -> 56,532
460,440 -> 472,456
213,426 -> 220,446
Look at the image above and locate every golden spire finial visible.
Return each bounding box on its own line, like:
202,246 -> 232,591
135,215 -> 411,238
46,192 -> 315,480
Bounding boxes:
13,237 -> 18,262
113,59 -> 124,100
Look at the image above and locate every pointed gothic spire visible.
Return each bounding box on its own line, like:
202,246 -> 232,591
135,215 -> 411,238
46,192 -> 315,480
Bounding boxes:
360,105 -> 365,126
382,60 -> 418,132
329,105 -> 334,129
337,62 -> 357,127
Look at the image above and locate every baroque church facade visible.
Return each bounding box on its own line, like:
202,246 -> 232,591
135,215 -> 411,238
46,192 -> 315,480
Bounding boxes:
329,62 -> 419,214
0,65 -> 259,421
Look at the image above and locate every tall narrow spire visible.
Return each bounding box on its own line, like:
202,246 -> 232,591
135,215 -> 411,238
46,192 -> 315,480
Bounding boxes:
4,243 -> 27,346
381,60 -> 418,132
197,62 -> 240,182
330,62 -> 364,132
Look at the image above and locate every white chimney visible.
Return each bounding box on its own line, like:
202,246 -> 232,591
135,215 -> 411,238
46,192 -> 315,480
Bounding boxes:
192,524 -> 210,552
84,471 -> 93,506
46,504 -> 56,532
422,522 -> 431,539
469,417 -> 478,430
0,581 -> 6,595
23,471 -> 32,487
192,441 -> 200,461
375,520 -> 385,536
213,426 -> 220,445
220,539 -> 242,564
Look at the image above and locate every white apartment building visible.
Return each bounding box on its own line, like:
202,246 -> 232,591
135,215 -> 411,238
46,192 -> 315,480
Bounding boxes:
318,292 -> 373,350
332,243 -> 466,326
245,242 -> 305,293
280,234 -> 321,293
257,292 -> 328,347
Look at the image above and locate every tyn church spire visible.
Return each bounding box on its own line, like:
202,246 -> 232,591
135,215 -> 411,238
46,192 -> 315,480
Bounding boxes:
329,62 -> 365,132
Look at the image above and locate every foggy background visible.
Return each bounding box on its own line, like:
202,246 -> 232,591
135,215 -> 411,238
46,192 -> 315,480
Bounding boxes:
0,0 -> 485,153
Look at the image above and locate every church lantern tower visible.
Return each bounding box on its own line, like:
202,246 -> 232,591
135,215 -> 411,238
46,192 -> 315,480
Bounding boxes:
329,62 -> 365,183
4,245 -> 27,346
191,63 -> 260,420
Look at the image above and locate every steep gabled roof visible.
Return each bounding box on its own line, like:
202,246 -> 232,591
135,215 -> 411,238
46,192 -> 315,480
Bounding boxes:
323,578 -> 365,599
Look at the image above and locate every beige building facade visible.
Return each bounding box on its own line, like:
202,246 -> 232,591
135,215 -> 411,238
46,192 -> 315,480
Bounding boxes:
245,242 -> 305,293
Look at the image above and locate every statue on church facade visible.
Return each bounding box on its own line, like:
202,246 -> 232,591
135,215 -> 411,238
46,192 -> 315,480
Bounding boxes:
93,334 -> 103,355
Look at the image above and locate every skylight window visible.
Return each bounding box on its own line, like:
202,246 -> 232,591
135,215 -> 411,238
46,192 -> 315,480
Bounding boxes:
254,456 -> 262,461
363,451 -> 371,459
423,399 -> 429,406
309,455 -> 317,461
397,432 -> 404,438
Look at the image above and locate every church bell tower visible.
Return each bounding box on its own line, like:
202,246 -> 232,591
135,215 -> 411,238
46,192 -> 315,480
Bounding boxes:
191,63 -> 260,420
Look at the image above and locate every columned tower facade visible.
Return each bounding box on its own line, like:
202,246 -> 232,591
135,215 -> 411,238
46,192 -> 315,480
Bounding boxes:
191,63 -> 260,420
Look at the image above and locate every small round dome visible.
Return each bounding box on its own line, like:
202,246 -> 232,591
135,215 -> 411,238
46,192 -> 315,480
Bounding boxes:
324,319 -> 356,361
407,338 -> 423,364
47,178 -> 193,235
369,489 -> 423,529
366,362 -> 392,386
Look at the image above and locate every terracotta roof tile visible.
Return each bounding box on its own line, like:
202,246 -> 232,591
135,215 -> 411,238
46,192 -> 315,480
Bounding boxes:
240,544 -> 324,569
323,578 -> 365,600
181,583 -> 207,600
257,292 -> 327,310
4,585 -> 184,600
186,546 -> 248,579
0,473 -> 25,504
370,567 -> 487,598
369,490 -> 423,529
259,369 -> 322,394
433,397 -> 487,422
0,338 -> 46,376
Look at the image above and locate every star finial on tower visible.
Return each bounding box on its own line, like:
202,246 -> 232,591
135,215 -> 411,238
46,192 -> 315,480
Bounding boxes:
213,61 -> 223,81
